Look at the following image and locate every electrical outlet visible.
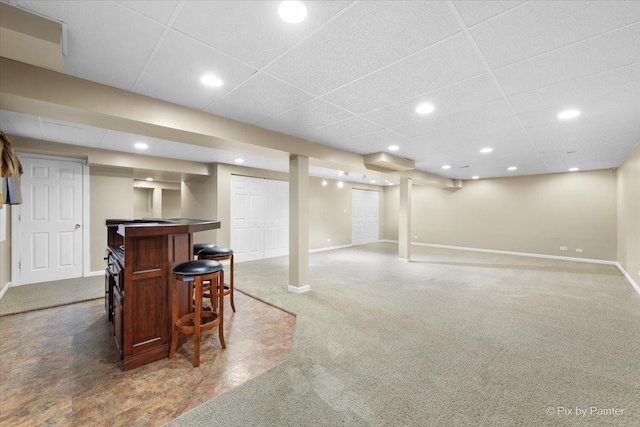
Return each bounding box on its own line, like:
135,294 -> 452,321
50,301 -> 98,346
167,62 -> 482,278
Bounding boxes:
559,246 -> 568,251
575,248 -> 583,253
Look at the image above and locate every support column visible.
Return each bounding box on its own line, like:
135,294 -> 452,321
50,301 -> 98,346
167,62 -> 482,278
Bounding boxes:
289,155 -> 310,293
152,188 -> 163,218
399,177 -> 412,261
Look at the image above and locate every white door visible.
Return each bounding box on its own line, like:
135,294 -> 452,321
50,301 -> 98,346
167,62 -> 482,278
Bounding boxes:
231,176 -> 264,262
352,189 -> 379,245
18,156 -> 84,285
264,179 -> 289,259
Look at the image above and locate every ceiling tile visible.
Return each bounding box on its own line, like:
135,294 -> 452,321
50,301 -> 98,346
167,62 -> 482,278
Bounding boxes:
172,1 -> 350,69
116,0 -> 179,25
393,99 -> 515,139
470,1 -> 640,69
206,73 -> 313,124
133,30 -> 258,109
16,0 -> 165,90
264,1 -> 462,95
494,23 -> 640,96
335,129 -> 414,155
297,117 -> 383,147
0,110 -> 43,140
453,1 -> 526,27
509,63 -> 640,115
322,33 -> 486,114
256,99 -> 352,136
361,74 -> 502,128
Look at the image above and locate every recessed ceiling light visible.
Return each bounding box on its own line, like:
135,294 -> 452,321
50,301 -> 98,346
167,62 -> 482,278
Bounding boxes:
322,179 -> 327,186
146,177 -> 153,181
369,180 -> 375,184
388,145 -> 399,151
337,181 -> 344,188
442,165 -> 451,170
278,1 -> 307,23
558,109 -> 580,120
568,167 -> 579,172
134,142 -> 148,150
200,74 -> 224,87
507,166 -> 517,171
388,182 -> 393,186
472,176 -> 479,180
235,158 -> 244,164
480,147 -> 493,154
415,103 -> 435,115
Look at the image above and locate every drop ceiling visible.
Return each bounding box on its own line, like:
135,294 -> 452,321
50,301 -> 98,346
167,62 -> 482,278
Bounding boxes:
0,0 -> 639,181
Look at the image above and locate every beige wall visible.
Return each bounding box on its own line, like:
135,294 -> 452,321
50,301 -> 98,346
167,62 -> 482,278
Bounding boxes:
133,187 -> 152,218
1,206 -> 11,288
617,144 -> 640,283
90,167 -> 134,271
162,189 -> 181,219
384,169 -> 617,261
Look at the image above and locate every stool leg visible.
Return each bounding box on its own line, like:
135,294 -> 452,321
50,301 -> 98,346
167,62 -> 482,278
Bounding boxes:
193,276 -> 202,367
218,270 -> 226,349
230,254 -> 235,313
169,276 -> 179,359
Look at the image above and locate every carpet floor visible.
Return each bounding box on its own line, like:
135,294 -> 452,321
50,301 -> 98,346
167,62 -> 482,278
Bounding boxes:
0,276 -> 104,316
167,243 -> 639,427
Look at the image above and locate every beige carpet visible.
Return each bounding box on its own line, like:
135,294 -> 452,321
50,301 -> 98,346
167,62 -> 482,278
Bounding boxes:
0,275 -> 104,316
167,242 -> 640,427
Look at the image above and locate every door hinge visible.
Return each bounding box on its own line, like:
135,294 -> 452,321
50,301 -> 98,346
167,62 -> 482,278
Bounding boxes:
18,261 -> 21,270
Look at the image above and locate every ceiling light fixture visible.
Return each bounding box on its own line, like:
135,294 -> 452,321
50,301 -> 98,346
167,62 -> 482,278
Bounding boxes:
278,1 -> 307,23
146,177 -> 153,181
370,180 -> 375,184
507,166 -> 517,171
415,103 -> 435,115
472,176 -> 479,180
200,74 -> 224,87
235,158 -> 245,164
480,148 -> 493,153
568,167 -> 579,172
388,182 -> 393,186
134,142 -> 148,150
388,145 -> 399,151
322,179 -> 327,186
558,109 -> 580,120
337,181 -> 344,188
442,165 -> 451,170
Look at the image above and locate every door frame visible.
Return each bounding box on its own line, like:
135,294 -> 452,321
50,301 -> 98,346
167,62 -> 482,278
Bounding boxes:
10,153 -> 90,287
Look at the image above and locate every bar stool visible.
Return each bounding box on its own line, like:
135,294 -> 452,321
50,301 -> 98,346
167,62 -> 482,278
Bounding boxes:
193,243 -> 217,259
198,247 -> 235,313
170,259 -> 225,367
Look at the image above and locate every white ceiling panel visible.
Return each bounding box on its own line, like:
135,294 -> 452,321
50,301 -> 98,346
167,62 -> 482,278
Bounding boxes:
322,33 -> 486,114
256,99 -> 352,136
336,129 -> 415,155
508,63 -> 640,115
173,1 -> 350,69
264,1 -> 462,95
0,110 -> 43,140
393,99 -> 515,139
494,23 -> 640,96
133,30 -> 258,110
361,74 -> 502,128
297,117 -> 382,147
16,0 -> 165,90
453,1 -> 526,27
116,0 -> 179,25
206,73 -> 314,124
470,1 -> 640,69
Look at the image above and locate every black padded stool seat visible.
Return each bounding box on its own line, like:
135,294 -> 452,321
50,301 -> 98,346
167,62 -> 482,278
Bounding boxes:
193,243 -> 217,257
169,260 -> 225,367
198,247 -> 236,313
173,259 -> 222,275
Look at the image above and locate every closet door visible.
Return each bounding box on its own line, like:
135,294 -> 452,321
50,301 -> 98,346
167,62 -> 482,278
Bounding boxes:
352,189 -> 379,245
231,176 -> 264,262
264,179 -> 289,259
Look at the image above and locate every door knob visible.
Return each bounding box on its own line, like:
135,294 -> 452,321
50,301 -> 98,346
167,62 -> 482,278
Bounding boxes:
75,224 -> 81,229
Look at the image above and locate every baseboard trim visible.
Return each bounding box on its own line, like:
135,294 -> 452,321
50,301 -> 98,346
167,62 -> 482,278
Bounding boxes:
309,244 -> 352,254
615,263 -> 640,295
87,270 -> 104,277
0,282 -> 11,300
288,285 -> 311,294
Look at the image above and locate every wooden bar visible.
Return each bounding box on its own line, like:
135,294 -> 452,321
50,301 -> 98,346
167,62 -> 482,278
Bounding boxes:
105,218 -> 220,370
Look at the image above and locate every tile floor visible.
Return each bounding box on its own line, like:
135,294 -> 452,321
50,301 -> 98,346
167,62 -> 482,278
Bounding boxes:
0,291 -> 296,426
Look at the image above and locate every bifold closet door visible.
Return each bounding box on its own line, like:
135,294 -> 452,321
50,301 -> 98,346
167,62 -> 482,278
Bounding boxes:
352,189 -> 379,246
